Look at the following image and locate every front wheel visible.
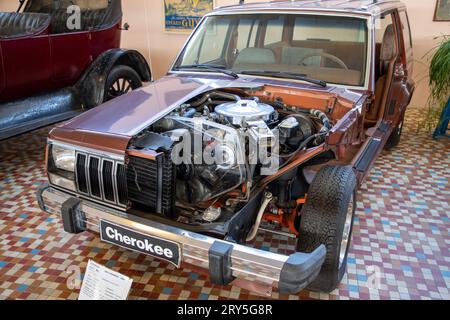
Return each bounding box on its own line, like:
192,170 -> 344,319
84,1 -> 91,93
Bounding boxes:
104,65 -> 142,102
296,165 -> 357,292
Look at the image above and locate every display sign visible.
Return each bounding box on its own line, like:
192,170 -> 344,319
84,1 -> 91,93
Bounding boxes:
79,260 -> 133,300
100,220 -> 182,267
164,0 -> 214,33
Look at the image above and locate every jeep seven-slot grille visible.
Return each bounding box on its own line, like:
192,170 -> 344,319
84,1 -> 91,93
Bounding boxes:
76,154 -> 88,194
101,160 -> 115,202
88,157 -> 101,198
75,152 -> 175,215
75,152 -> 127,208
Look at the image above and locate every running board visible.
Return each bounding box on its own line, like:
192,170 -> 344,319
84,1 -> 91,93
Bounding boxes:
354,137 -> 382,173
0,88 -> 83,140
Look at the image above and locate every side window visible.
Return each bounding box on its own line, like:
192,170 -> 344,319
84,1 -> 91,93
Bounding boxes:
264,17 -> 284,46
375,13 -> 394,44
236,19 -> 259,51
399,11 -> 413,52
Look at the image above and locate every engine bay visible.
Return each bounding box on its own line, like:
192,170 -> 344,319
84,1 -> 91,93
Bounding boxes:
126,89 -> 333,229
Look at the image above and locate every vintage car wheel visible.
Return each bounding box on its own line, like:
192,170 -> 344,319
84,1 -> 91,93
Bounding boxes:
104,65 -> 142,102
296,165 -> 357,293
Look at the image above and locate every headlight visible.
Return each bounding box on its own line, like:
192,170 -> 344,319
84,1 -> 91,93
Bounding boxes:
48,173 -> 76,192
52,145 -> 75,172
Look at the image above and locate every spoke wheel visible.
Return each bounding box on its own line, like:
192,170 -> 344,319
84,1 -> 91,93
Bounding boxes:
104,65 -> 142,102
107,77 -> 134,100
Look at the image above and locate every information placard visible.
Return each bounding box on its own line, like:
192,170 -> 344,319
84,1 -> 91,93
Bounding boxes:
79,260 -> 133,300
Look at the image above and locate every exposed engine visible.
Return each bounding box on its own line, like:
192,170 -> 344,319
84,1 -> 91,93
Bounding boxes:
127,90 -> 331,225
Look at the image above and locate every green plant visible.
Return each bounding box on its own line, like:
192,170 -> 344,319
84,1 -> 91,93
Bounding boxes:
421,35 -> 450,132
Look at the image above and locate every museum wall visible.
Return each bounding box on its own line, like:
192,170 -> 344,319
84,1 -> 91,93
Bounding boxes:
0,0 -> 448,109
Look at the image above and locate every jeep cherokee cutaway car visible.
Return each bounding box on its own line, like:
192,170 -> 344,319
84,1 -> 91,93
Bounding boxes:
37,0 -> 415,294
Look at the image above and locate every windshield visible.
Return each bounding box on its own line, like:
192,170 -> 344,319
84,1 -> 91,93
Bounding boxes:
174,14 -> 369,87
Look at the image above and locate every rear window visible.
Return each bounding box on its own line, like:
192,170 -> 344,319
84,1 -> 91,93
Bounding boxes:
293,16 -> 366,42
264,16 -> 285,45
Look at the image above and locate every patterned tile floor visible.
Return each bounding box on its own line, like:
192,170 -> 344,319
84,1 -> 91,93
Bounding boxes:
0,107 -> 449,300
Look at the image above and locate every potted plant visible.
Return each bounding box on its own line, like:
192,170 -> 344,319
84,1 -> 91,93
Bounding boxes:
421,35 -> 450,135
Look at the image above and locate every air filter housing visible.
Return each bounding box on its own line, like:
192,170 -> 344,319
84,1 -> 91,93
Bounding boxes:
215,100 -> 276,126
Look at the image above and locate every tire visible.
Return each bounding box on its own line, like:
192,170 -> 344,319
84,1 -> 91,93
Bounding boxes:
296,165 -> 357,292
385,118 -> 404,150
104,65 -> 142,102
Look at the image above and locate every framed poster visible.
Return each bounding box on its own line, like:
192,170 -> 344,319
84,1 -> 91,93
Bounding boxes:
164,0 -> 215,33
434,0 -> 450,21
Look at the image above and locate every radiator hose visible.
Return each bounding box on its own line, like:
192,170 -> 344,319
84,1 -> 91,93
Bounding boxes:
310,109 -> 331,145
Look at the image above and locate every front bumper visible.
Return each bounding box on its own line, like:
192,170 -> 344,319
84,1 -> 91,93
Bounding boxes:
38,186 -> 326,294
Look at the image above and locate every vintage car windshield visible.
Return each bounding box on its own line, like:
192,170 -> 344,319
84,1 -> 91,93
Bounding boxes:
174,14 -> 369,87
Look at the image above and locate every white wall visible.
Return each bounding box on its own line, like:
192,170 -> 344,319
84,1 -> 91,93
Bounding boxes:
1,0 -> 449,108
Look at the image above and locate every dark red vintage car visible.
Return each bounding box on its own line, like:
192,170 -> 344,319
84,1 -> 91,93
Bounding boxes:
0,0 -> 151,140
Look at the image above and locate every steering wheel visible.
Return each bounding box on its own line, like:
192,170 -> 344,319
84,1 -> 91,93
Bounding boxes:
298,52 -> 349,70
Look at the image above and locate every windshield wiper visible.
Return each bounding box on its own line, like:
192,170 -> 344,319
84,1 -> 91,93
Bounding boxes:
175,64 -> 239,79
239,70 -> 327,87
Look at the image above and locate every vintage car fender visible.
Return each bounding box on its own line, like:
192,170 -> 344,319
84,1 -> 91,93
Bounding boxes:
76,48 -> 152,109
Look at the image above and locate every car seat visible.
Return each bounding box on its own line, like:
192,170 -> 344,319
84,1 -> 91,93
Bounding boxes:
367,24 -> 396,122
234,47 -> 276,67
281,47 -> 323,66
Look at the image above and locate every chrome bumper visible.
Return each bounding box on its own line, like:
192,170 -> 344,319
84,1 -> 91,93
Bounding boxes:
38,186 -> 326,294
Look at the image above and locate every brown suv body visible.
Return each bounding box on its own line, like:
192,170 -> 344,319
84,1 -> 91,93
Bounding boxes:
39,0 -> 415,295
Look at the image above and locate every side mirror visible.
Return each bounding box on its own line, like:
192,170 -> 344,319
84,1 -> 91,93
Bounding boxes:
120,23 -> 130,31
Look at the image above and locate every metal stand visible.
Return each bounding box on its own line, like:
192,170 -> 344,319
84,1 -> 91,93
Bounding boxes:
433,97 -> 450,139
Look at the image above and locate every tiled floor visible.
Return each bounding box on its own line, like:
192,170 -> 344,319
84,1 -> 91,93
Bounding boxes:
0,107 -> 449,300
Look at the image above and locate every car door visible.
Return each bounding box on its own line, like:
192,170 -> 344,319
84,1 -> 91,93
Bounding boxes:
49,31 -> 92,87
0,42 -> 5,96
382,10 -> 411,126
0,35 -> 52,102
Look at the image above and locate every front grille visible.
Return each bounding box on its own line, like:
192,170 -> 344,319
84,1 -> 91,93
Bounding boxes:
102,160 -> 115,202
76,154 -> 88,194
88,156 -> 101,198
75,152 -> 126,208
75,151 -> 175,216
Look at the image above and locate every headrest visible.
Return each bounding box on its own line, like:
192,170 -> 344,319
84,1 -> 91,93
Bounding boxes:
380,24 -> 396,61
234,48 -> 276,66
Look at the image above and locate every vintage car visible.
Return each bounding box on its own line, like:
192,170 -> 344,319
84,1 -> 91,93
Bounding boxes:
37,0 -> 414,294
0,0 -> 151,140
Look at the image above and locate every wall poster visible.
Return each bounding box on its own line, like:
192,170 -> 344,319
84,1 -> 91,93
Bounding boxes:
164,0 -> 215,33
434,0 -> 450,21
